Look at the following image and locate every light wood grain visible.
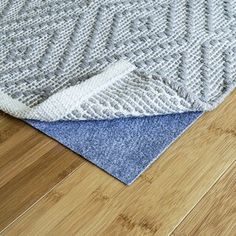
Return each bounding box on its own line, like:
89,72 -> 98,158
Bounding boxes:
1,91 -> 235,235
0,114 -> 84,231
172,162 -> 236,236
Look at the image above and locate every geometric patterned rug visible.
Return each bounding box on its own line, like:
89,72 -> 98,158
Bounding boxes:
1,0 -> 235,183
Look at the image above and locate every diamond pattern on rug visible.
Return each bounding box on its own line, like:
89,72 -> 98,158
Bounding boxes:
0,0 -> 235,121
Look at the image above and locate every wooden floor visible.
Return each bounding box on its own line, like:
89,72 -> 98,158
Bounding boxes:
0,91 -> 235,236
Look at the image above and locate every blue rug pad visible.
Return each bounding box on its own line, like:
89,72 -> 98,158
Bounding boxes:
27,112 -> 202,185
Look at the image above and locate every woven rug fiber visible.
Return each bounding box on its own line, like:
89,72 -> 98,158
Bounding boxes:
0,0 -> 235,120
28,112 -> 202,184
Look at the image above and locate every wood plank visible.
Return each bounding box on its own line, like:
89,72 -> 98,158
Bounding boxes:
172,162 -> 236,236
0,114 -> 84,231
2,91 -> 236,235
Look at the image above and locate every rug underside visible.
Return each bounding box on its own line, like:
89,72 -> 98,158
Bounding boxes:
0,0 -> 235,121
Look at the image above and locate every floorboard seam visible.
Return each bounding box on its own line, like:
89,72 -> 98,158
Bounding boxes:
0,161 -> 87,234
168,160 -> 236,236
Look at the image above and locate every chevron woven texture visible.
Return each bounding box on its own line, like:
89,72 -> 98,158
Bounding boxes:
0,0 -> 236,121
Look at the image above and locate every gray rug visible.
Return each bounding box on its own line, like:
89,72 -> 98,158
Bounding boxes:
0,0 -> 236,121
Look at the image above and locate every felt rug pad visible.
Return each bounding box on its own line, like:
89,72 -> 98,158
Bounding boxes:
28,112 -> 201,184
